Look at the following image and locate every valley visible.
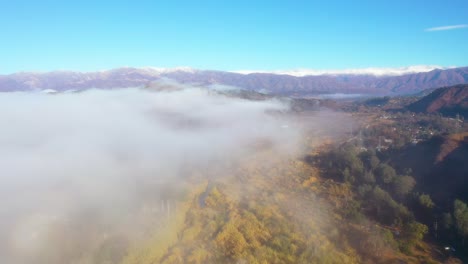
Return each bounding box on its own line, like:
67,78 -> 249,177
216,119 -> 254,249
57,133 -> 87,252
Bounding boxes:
2,83 -> 468,263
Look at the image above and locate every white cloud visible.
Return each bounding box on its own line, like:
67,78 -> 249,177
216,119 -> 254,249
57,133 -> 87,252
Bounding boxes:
425,24 -> 468,31
232,65 -> 452,77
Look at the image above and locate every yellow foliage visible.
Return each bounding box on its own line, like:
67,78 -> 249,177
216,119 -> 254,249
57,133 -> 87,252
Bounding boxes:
181,226 -> 202,241
186,247 -> 210,264
215,222 -> 248,258
302,176 -> 318,187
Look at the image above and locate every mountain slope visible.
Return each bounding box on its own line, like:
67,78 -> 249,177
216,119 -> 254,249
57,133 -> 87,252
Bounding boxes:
407,84 -> 468,118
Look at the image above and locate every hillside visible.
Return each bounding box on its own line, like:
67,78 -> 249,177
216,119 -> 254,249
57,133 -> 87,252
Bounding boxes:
408,84 -> 468,118
1,66 -> 468,95
390,133 -> 468,207
307,100 -> 468,263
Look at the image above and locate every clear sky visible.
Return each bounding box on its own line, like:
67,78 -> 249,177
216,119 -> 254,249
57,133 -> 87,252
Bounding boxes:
1,0 -> 468,73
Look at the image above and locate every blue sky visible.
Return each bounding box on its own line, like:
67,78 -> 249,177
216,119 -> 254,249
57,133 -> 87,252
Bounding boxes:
1,0 -> 467,73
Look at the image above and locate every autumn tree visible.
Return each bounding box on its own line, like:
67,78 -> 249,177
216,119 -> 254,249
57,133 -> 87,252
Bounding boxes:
215,222 -> 248,258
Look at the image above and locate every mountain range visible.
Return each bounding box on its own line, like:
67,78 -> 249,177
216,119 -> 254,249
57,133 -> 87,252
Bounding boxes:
1,66 -> 468,95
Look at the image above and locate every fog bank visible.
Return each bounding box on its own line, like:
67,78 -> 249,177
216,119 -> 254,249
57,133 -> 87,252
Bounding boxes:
0,83 -> 306,263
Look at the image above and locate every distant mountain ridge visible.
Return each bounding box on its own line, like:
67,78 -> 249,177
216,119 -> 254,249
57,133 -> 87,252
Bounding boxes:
1,66 -> 468,95
408,84 -> 468,118
233,65 -> 448,76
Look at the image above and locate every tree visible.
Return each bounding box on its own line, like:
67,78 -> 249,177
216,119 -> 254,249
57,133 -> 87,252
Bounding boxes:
361,171 -> 376,184
359,150 -> 380,170
369,155 -> 380,171
215,222 -> 248,258
357,184 -> 372,197
375,164 -> 396,184
342,167 -> 354,183
400,221 -> 428,252
442,212 -> 453,230
392,175 -> 416,199
334,145 -> 364,176
418,194 -> 435,209
369,187 -> 397,223
454,199 -> 468,246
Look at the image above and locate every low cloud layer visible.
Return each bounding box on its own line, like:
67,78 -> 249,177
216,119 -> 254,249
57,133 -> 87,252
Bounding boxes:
0,83 -> 307,263
232,65 -> 451,77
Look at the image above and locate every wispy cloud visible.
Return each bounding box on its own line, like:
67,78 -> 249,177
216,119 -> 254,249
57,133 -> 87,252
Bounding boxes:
425,24 -> 468,32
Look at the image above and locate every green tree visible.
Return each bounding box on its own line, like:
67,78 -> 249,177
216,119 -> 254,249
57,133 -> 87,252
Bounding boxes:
392,175 -> 416,199
369,155 -> 380,170
360,171 -> 376,184
418,194 -> 435,209
454,199 -> 468,246
442,212 -> 453,230
400,221 -> 428,253
359,150 -> 380,170
335,145 -> 364,176
375,164 -> 396,184
342,167 -> 354,183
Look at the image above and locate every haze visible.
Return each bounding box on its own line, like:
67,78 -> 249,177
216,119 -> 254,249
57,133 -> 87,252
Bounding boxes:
0,82 -> 322,263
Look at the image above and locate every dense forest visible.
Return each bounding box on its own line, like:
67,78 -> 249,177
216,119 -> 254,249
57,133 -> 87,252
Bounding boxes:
313,97 -> 468,263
